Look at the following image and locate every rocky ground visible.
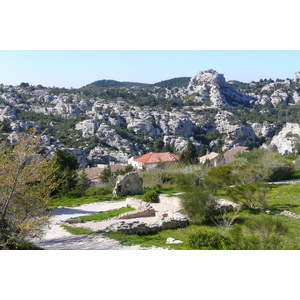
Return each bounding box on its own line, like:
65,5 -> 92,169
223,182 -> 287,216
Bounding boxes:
33,200 -> 182,250
2,69 -> 300,166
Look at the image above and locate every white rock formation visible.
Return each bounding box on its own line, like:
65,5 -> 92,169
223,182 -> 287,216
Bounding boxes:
263,123 -> 300,155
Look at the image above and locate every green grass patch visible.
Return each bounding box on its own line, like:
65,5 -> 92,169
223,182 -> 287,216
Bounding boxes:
75,206 -> 135,222
61,224 -> 95,235
290,169 -> 300,179
48,194 -> 125,207
103,224 -> 221,250
266,183 -> 300,214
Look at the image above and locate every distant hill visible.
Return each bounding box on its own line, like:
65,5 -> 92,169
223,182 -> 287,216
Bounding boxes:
84,77 -> 191,88
153,77 -> 191,88
84,80 -> 150,88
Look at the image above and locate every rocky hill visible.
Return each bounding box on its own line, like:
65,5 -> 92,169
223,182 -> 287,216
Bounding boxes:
1,69 -> 300,165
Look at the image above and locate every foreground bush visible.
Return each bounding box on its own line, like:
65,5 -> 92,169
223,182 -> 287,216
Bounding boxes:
261,153 -> 295,181
188,230 -> 231,250
143,190 -> 159,203
181,187 -> 217,224
229,215 -> 289,250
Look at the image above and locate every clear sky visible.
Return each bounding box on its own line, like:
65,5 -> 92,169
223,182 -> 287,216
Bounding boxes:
1,50 -> 300,88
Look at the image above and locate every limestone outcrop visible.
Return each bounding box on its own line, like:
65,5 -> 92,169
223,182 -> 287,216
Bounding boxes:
112,172 -> 143,197
263,123 -> 300,155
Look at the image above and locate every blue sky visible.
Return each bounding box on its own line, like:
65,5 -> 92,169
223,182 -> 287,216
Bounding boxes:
1,50 -> 300,88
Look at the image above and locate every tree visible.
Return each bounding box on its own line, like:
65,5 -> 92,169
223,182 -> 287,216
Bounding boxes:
19,82 -> 29,88
179,140 -> 197,165
99,166 -> 112,183
0,130 -> 58,249
53,149 -> 79,196
153,138 -> 164,152
77,168 -> 91,196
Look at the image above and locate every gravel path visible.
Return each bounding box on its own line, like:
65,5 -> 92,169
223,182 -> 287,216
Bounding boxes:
33,200 -> 170,250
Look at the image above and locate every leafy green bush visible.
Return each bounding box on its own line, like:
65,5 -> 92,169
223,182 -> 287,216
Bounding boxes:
181,186 -> 217,224
143,190 -> 159,203
229,215 -> 289,250
225,183 -> 270,207
85,187 -> 112,196
261,152 -> 295,181
174,172 -> 201,189
203,165 -> 236,191
188,230 -> 231,250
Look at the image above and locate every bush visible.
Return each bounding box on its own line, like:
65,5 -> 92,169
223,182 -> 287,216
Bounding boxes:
181,186 -> 217,224
225,183 -> 270,207
229,215 -> 289,250
188,230 -> 231,250
174,172 -> 201,189
143,190 -> 159,203
85,187 -> 112,196
203,165 -> 236,191
261,152 -> 295,181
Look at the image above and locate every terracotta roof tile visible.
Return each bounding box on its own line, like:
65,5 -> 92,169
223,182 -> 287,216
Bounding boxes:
134,152 -> 180,164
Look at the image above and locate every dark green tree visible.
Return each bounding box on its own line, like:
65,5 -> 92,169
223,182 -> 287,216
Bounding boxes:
99,166 -> 113,183
163,142 -> 174,153
77,168 -> 91,196
153,138 -> 164,152
53,149 -> 79,196
179,140 -> 197,165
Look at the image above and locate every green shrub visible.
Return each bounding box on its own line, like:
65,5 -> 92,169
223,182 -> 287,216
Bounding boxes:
85,187 -> 112,196
261,152 -> 295,181
203,165 -> 236,191
174,172 -> 201,189
188,230 -> 231,250
181,186 -> 217,224
225,183 -> 270,207
229,215 -> 289,250
143,190 -> 159,203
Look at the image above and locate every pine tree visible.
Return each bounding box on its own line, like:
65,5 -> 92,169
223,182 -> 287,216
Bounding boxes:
179,140 -> 198,165
77,168 -> 91,196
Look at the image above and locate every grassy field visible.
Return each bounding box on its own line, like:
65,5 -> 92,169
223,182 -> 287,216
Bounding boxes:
103,211 -> 300,250
266,183 -> 300,214
103,224 -> 204,250
48,194 -> 125,207
51,181 -> 300,250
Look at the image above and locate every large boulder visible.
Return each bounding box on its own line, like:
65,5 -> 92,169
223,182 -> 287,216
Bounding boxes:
113,172 -> 143,197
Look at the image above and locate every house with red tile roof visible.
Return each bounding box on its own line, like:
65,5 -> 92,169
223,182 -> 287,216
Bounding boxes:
128,152 -> 180,170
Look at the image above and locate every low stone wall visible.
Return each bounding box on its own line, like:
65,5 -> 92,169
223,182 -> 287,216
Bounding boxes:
105,216 -> 189,235
118,208 -> 155,219
158,194 -> 182,208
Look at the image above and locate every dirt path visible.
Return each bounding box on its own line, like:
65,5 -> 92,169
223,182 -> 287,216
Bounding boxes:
33,200 -> 167,250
